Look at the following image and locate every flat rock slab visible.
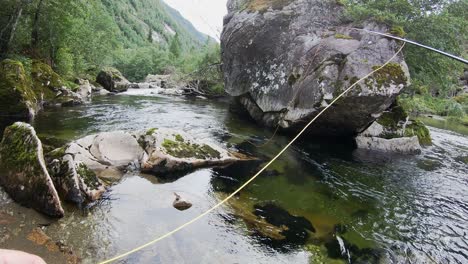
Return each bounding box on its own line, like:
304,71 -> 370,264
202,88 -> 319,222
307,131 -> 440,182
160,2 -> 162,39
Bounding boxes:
136,128 -> 252,174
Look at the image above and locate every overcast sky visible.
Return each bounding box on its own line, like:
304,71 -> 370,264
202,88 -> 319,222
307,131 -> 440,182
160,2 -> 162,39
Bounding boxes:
163,0 -> 228,41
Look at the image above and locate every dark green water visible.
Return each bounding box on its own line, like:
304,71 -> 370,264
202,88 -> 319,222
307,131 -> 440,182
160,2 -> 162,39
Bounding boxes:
1,89 -> 467,263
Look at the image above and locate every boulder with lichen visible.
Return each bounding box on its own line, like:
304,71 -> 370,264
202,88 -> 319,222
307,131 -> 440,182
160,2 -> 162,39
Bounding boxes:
0,122 -> 64,217
222,0 -> 410,136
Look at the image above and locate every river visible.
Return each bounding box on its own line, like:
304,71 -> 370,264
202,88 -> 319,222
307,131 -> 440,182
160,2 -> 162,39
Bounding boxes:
1,89 -> 467,263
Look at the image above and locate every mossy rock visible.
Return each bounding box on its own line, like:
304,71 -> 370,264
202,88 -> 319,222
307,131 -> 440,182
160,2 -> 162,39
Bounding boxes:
243,0 -> 294,12
375,105 -> 432,146
334,33 -> 354,40
162,138 -> 221,159
96,67 -> 129,92
404,120 -> 432,146
76,163 -> 101,189
0,122 -> 64,217
0,59 -> 38,121
31,60 -> 66,100
376,105 -> 408,129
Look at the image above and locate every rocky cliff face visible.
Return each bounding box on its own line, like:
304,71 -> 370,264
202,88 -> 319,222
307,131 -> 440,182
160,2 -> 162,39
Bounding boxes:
221,0 -> 410,136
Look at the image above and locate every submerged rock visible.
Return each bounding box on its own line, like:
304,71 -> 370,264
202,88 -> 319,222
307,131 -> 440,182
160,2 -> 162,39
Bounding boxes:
96,67 -> 130,93
172,193 -> 192,211
356,105 -> 431,154
222,0 -> 410,137
0,122 -> 64,217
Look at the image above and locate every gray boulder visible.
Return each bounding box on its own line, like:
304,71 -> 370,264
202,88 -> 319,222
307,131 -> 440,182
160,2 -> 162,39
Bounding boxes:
96,67 -> 130,93
0,123 -> 64,217
74,79 -> 92,99
355,106 -> 431,154
222,0 -> 410,136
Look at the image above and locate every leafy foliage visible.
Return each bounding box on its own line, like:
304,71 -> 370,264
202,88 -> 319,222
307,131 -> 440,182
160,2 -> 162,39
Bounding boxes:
342,0 -> 467,121
0,0 -> 215,82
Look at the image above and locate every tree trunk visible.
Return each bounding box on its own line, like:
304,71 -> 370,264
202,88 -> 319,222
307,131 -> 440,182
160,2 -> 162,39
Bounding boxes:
0,1 -> 24,55
31,0 -> 44,55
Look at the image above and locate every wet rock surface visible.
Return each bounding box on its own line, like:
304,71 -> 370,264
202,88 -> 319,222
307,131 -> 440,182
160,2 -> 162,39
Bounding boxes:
96,67 -> 130,93
222,0 -> 410,137
356,105 -> 431,153
0,123 -> 64,217
172,193 -> 192,211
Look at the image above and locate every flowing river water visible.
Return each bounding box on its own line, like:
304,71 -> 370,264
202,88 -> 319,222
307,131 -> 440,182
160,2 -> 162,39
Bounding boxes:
1,89 -> 467,263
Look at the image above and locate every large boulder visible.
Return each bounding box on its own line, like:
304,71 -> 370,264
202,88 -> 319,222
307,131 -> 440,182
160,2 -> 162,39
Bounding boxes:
0,60 -> 39,128
221,0 -> 410,136
96,67 -> 130,93
0,122 -> 64,217
355,105 -> 431,154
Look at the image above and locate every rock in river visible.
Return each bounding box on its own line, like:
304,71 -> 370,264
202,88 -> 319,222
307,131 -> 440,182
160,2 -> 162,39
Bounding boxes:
96,67 -> 130,93
222,0 -> 410,136
55,128 -> 251,183
173,193 -> 192,211
355,105 -> 431,154
0,122 -> 64,217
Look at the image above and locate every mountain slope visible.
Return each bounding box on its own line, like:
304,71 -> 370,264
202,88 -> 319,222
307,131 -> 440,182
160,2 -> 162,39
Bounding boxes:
101,0 -> 212,49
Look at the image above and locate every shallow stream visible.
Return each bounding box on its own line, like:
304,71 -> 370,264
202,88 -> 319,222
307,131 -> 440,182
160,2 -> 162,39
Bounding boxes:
1,89 -> 467,263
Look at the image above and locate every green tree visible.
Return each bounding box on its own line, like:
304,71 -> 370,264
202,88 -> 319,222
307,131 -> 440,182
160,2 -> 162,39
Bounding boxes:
169,33 -> 181,58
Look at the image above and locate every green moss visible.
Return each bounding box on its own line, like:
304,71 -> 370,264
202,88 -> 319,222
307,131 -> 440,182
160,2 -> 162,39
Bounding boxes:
376,106 -> 408,129
146,128 -> 158,136
47,147 -> 66,160
175,134 -> 184,142
349,76 -> 360,87
0,123 -> 39,173
334,33 -> 354,40
76,163 -> 100,188
371,63 -> 407,88
0,60 -> 38,117
404,120 -> 432,146
243,0 -> 294,12
31,60 -> 67,101
389,26 -> 406,37
162,138 -> 221,159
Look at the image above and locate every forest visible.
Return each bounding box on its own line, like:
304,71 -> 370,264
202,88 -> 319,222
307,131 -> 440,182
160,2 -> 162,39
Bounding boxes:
0,0 -> 221,90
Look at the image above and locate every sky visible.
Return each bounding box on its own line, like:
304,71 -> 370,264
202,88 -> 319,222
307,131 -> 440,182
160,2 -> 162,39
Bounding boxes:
163,0 -> 228,41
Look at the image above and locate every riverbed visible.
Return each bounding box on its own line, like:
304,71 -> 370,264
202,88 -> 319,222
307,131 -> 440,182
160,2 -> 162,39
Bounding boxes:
1,89 -> 467,263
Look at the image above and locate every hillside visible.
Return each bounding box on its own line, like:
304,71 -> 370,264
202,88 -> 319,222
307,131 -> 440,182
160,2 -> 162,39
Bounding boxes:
101,0 -> 212,48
